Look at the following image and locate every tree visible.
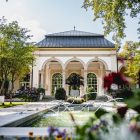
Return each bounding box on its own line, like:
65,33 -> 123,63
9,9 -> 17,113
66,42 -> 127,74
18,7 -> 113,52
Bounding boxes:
119,41 -> 140,86
0,17 -> 35,95
66,73 -> 84,90
83,0 -> 140,43
9,43 -> 34,92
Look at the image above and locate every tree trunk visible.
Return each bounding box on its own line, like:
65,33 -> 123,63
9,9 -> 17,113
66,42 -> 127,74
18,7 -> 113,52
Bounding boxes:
138,71 -> 140,88
0,80 -> 5,95
11,79 -> 14,93
10,76 -> 15,104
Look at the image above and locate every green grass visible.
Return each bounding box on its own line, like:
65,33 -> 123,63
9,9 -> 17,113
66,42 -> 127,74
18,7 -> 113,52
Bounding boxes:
0,102 -> 27,108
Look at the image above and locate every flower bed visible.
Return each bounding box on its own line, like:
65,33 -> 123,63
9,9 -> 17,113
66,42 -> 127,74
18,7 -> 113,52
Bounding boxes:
67,97 -> 85,104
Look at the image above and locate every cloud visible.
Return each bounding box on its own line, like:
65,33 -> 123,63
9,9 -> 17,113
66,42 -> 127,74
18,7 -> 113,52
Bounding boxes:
9,15 -> 46,42
0,0 -> 46,42
24,19 -> 46,43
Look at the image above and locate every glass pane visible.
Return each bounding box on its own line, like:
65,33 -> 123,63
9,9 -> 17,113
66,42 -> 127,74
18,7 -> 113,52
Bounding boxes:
52,73 -> 62,95
87,73 -> 97,92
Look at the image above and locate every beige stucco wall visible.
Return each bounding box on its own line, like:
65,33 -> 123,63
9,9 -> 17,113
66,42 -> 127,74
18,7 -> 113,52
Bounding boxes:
32,48 -> 117,96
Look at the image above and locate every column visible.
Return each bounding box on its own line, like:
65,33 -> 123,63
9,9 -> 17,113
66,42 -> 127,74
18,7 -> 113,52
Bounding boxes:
111,55 -> 117,72
48,68 -> 51,95
99,64 -> 104,95
45,65 -> 50,95
62,70 -> 66,88
43,67 -> 46,89
84,69 -> 87,94
63,69 -> 69,95
40,70 -> 44,88
30,72 -> 32,88
32,66 -> 39,88
80,69 -> 84,96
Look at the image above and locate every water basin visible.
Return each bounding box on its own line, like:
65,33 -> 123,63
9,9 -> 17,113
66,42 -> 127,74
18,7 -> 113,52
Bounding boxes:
21,105 -> 96,127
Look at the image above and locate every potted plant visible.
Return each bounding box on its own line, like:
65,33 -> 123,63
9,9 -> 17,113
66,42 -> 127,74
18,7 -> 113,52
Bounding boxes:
66,73 -> 84,97
55,88 -> 67,100
0,95 -> 4,105
0,80 -> 9,105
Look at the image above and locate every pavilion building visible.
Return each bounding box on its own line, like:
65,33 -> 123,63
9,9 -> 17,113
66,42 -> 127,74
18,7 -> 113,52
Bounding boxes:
32,29 -> 117,96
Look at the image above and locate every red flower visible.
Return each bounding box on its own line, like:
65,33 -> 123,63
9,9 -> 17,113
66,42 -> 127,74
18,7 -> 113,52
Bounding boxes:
103,74 -> 113,90
117,106 -> 128,118
103,72 -> 129,91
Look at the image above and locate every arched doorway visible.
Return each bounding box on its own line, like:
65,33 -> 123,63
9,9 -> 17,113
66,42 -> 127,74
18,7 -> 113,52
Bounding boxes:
43,60 -> 63,95
65,60 -> 85,96
52,73 -> 62,95
87,73 -> 97,92
87,60 -> 106,95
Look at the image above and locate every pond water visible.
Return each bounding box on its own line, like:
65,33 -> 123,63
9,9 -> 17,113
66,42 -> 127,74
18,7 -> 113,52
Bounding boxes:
22,106 -> 96,127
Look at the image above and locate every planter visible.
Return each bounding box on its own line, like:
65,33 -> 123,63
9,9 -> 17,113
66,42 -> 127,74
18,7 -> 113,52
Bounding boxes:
70,90 -> 79,97
0,96 -> 5,104
39,92 -> 44,101
67,97 -> 85,104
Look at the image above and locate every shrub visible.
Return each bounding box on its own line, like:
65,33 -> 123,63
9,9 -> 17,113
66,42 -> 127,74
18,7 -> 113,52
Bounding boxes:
87,87 -> 95,93
125,89 -> 140,113
55,88 -> 67,100
84,87 -> 97,100
116,88 -> 133,99
37,88 -> 45,94
103,72 -> 129,92
83,92 -> 97,100
14,87 -> 40,102
67,97 -> 85,104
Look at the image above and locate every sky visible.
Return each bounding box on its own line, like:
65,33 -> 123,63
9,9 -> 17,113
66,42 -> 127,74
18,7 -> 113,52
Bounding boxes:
0,0 -> 139,46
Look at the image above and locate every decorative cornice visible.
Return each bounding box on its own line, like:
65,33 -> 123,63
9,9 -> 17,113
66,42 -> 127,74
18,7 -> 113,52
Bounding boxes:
35,54 -> 115,57
35,48 -> 116,51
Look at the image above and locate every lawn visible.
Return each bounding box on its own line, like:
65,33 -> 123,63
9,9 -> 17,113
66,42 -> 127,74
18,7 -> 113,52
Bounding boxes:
0,102 -> 27,108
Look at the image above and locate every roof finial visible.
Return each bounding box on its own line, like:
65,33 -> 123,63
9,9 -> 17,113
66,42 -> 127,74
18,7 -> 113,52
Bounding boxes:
74,26 -> 76,30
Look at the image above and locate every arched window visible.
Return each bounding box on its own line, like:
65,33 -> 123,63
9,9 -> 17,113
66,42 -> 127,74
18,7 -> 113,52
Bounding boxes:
87,73 -> 97,92
52,73 -> 62,95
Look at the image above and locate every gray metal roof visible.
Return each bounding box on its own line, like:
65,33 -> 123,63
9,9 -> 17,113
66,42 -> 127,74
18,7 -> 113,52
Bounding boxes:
37,30 -> 115,48
46,30 -> 103,37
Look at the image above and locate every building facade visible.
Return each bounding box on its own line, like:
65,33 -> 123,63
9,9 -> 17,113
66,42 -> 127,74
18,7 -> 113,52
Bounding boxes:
32,30 -> 117,96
